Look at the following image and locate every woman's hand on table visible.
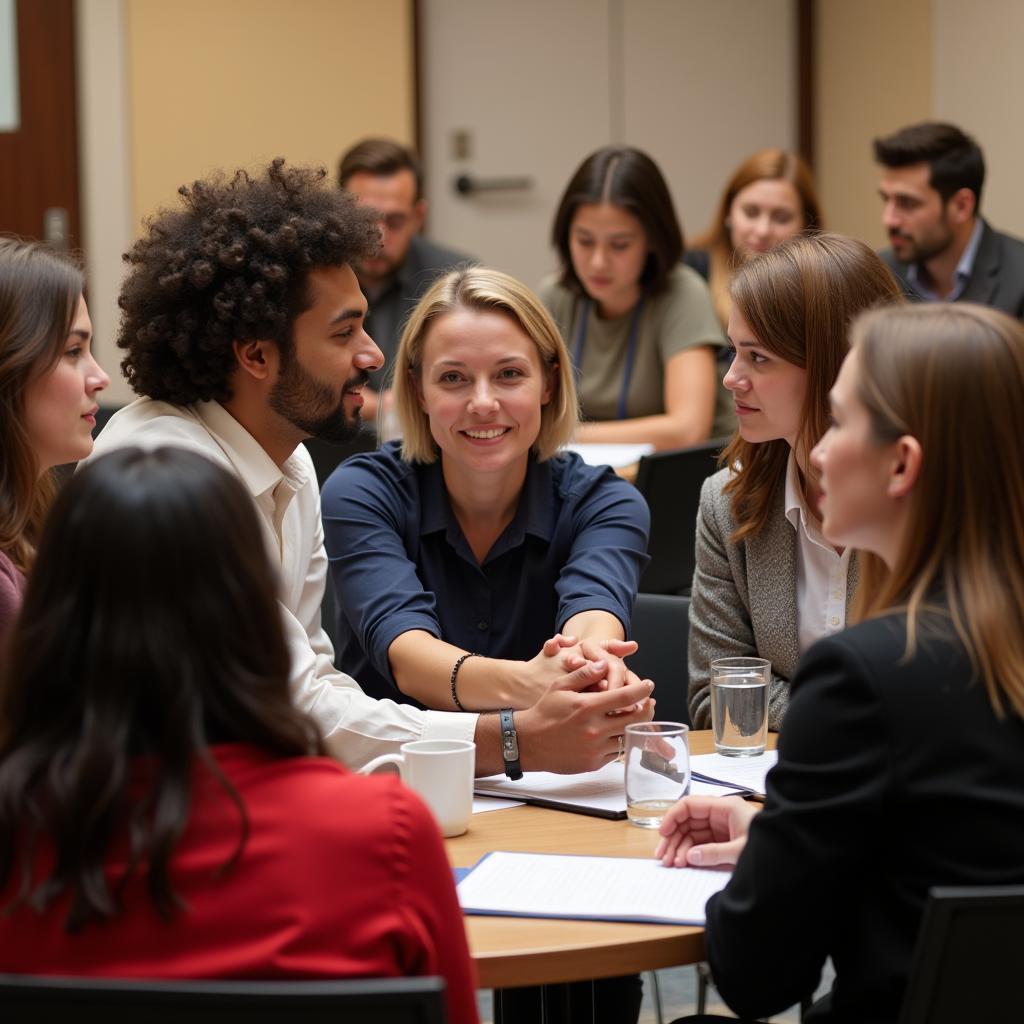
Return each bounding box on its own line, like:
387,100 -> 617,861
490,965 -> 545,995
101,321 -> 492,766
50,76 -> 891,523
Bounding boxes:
655,795 -> 761,868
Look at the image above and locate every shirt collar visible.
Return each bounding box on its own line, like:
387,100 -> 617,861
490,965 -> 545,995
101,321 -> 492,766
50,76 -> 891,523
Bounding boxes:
417,454 -> 555,545
194,400 -> 312,501
907,218 -> 984,301
783,448 -> 807,532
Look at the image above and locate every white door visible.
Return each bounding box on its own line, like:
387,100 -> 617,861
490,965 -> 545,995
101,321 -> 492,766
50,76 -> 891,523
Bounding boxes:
420,0 -> 796,289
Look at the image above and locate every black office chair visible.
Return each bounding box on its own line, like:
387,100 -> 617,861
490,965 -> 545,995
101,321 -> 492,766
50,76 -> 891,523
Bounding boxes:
898,884 -> 1024,1023
634,439 -> 725,596
0,975 -> 447,1024
627,592 -> 690,727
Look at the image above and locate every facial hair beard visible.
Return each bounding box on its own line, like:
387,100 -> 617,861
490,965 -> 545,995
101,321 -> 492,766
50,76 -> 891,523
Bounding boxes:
269,347 -> 366,445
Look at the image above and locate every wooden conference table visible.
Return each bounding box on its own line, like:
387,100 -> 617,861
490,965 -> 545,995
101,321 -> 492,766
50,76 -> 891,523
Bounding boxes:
445,730 -> 771,990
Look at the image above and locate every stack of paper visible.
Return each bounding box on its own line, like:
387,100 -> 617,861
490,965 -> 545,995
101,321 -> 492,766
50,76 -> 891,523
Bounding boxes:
457,850 -> 731,925
690,751 -> 778,797
474,758 -> 750,819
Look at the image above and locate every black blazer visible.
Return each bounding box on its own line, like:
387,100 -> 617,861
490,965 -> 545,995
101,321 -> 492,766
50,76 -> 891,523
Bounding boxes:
704,610 -> 1024,1024
880,219 -> 1024,319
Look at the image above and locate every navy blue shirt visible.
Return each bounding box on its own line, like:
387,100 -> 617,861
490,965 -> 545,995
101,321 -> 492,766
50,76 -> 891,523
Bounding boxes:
321,442 -> 650,707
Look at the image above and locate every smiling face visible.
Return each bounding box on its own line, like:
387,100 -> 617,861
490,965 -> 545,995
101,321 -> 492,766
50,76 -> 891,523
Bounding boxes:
268,264 -> 383,443
23,295 -> 110,473
728,178 -> 805,258
811,348 -> 907,560
416,307 -> 553,482
723,308 -> 807,449
568,202 -> 649,318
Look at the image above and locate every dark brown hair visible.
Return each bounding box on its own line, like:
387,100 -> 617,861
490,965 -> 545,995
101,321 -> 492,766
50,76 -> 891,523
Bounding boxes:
0,237 -> 84,572
118,159 -> 380,406
551,146 -> 683,297
337,137 -> 423,199
0,447 -> 323,931
873,122 -> 985,207
722,233 -> 903,541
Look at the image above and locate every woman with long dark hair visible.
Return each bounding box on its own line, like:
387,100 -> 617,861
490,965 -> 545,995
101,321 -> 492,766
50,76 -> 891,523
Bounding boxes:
660,303 -> 1024,1024
0,447 -> 477,1024
539,146 -> 730,448
0,238 -> 109,640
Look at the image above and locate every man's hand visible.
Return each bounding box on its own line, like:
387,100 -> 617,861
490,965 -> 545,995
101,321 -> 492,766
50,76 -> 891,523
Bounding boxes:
654,795 -> 760,868
514,660 -> 654,774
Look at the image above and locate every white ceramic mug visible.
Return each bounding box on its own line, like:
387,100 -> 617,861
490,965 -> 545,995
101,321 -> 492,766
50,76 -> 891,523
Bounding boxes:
360,739 -> 476,837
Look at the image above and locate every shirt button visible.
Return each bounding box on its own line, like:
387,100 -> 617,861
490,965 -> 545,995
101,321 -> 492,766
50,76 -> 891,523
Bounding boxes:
477,620 -> 489,632
830,616 -> 840,626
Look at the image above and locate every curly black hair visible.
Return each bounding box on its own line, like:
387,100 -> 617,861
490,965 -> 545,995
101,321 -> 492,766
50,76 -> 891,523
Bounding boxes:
118,159 -> 381,405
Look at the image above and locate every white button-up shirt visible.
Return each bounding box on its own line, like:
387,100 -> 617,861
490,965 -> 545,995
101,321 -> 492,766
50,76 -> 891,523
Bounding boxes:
783,452 -> 852,654
88,398 -> 477,768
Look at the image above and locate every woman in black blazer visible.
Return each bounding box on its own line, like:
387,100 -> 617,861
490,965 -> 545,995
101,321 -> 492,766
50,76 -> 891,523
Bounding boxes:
659,302 -> 1024,1024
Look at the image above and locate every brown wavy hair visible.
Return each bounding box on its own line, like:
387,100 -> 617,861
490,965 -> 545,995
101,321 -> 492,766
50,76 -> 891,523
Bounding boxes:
0,447 -> 323,931
118,159 -> 380,406
0,237 -> 84,573
722,234 -> 903,542
850,304 -> 1024,718
691,149 -> 822,327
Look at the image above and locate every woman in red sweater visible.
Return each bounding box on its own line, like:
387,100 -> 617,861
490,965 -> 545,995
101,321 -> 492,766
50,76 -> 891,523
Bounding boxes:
0,446 -> 477,1024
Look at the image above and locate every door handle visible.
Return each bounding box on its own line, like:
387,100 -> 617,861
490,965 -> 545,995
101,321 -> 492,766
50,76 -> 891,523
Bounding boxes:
454,174 -> 533,196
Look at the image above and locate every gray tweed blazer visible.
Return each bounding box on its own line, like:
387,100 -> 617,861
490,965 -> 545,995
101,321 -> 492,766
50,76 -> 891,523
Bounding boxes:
687,467 -> 860,730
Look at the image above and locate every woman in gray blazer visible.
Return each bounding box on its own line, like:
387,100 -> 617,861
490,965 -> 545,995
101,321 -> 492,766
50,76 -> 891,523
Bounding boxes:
688,234 -> 903,728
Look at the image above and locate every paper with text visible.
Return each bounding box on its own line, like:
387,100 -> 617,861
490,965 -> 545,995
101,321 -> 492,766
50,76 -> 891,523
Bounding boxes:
690,750 -> 778,794
475,760 -> 745,816
457,850 -> 731,925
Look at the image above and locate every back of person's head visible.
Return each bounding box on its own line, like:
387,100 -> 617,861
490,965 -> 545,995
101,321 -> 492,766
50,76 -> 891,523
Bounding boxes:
0,446 -> 321,930
0,237 -> 85,570
117,159 -> 380,407
337,137 -> 423,198
724,232 -> 903,540
704,148 -> 822,254
552,146 -> 683,296
851,303 -> 1024,718
873,122 -> 985,207
393,265 -> 578,463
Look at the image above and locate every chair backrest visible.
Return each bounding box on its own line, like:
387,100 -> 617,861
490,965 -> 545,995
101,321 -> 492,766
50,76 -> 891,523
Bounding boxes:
0,975 -> 447,1024
898,884 -> 1024,1024
627,592 -> 690,727
634,439 -> 724,595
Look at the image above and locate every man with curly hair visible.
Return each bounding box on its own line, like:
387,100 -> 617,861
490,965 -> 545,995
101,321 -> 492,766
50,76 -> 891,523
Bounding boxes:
90,160 -> 653,775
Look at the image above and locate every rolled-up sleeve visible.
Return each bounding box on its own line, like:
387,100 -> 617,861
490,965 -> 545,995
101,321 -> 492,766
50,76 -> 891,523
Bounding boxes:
556,467 -> 650,634
321,455 -> 441,689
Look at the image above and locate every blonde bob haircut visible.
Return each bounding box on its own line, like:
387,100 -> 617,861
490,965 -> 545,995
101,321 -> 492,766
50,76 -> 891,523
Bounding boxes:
393,266 -> 579,463
850,303 -> 1024,720
721,233 -> 903,541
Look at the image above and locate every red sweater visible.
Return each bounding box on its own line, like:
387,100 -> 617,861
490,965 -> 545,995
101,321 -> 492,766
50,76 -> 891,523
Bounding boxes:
0,744 -> 478,1024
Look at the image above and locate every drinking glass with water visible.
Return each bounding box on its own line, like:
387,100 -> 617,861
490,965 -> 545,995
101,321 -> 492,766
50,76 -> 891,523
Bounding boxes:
709,657 -> 770,756
624,722 -> 690,827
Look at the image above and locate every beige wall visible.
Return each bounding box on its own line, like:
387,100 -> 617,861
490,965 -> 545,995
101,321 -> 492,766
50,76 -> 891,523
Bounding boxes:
124,0 -> 415,230
815,0 -> 934,247
934,0 -> 1024,236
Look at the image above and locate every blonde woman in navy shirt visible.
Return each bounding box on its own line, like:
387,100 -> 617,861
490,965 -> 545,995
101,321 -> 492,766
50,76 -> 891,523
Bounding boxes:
321,266 -> 651,721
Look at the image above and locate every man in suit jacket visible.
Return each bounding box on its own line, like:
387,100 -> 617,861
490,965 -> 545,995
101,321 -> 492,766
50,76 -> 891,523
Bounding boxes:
875,121 -> 1024,319
337,139 -> 472,420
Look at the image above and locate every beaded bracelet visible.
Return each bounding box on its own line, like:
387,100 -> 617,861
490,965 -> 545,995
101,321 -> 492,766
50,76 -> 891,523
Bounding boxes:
450,652 -> 479,711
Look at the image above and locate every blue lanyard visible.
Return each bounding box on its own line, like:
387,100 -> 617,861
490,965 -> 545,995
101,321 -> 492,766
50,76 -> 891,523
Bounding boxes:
572,297 -> 645,421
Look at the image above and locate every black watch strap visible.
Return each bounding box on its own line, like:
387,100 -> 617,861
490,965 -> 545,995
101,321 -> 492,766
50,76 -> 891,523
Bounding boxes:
499,708 -> 522,780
